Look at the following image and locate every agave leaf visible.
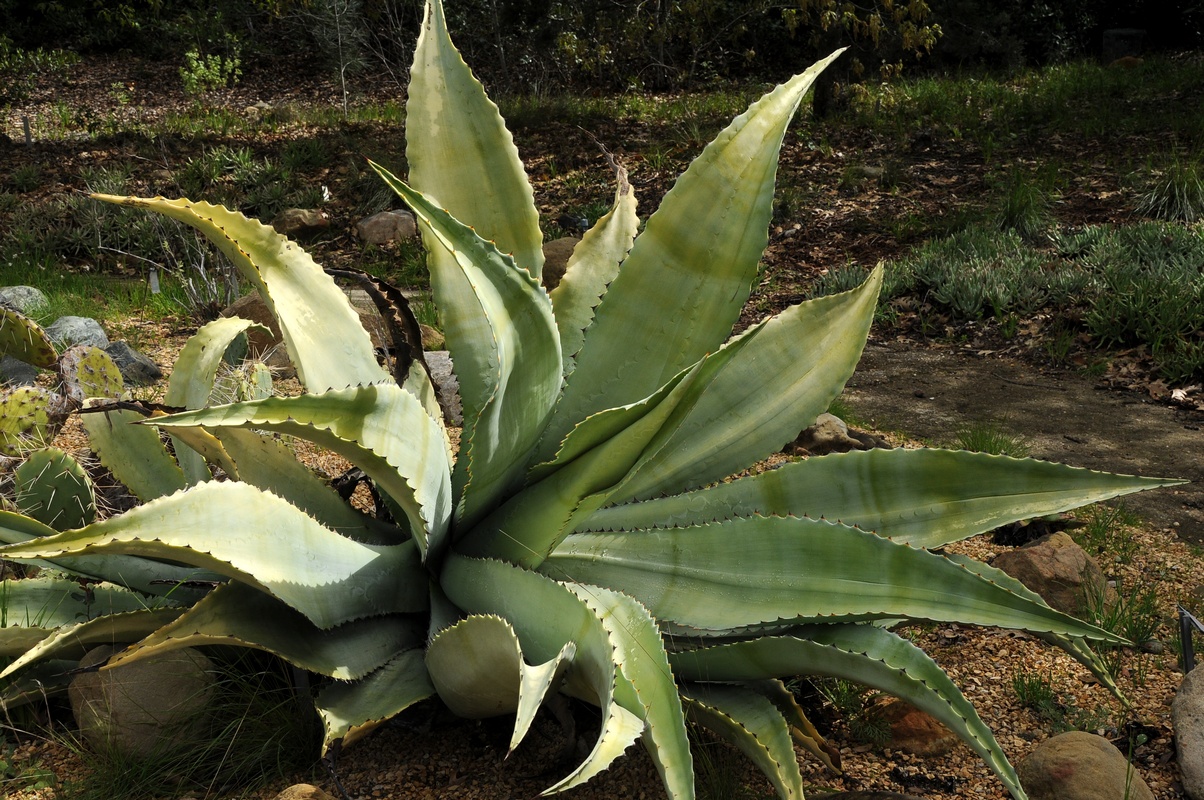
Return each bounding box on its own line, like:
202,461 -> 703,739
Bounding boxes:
460,364 -> 696,565
941,552 -> 1127,698
565,584 -> 693,800
0,577 -> 165,653
214,428 -> 399,544
90,195 -> 388,393
425,611 -> 577,755
80,403 -> 186,502
0,607 -> 186,679
610,268 -> 881,503
0,308 -> 57,368
671,624 -> 1029,800
0,513 -> 218,600
165,317 -> 270,409
425,614 -> 524,719
541,49 -> 845,455
406,0 -> 543,277
106,583 -> 423,681
584,448 -> 1182,548
547,517 -> 1123,642
149,384 -> 452,558
316,648 -> 434,755
550,162 -> 639,377
679,683 -> 803,800
743,678 -> 840,772
0,482 -> 420,629
441,554 -> 647,795
370,165 -> 561,530
0,659 -> 76,710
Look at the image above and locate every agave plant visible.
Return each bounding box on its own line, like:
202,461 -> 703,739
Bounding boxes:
0,3 -> 1182,798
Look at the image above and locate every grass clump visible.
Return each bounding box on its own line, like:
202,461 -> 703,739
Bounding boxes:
1136,158 -> 1204,222
953,418 -> 1031,457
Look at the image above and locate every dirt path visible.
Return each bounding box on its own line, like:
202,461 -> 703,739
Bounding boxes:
843,340 -> 1204,546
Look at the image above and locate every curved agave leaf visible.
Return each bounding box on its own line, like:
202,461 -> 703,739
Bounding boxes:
584,448 -> 1181,548
317,648 -> 434,755
547,517 -> 1123,641
406,0 -> 543,277
550,162 -> 639,377
460,363 -> 697,565
165,317 -> 270,409
0,482 -> 421,629
80,403 -> 186,502
744,678 -> 840,772
0,659 -> 76,710
541,49 -> 845,456
161,316 -> 266,484
941,552 -> 1127,698
426,614 -> 524,719
0,308 -> 57,368
565,583 -> 693,800
441,554 -> 647,795
370,165 -> 561,531
679,683 -> 803,800
106,583 -> 422,681
0,512 -> 218,600
609,268 -> 881,503
671,625 -> 1028,800
149,384 -> 452,558
90,195 -> 388,393
0,607 -> 186,679
0,577 -> 165,657
213,428 -> 399,544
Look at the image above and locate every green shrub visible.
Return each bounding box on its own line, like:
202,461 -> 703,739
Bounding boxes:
179,47 -> 242,98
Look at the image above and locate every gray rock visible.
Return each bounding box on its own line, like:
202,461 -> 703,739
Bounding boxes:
69,644 -> 215,760
991,532 -> 1110,617
541,236 -> 579,291
0,286 -> 48,314
356,210 -> 418,245
1018,730 -> 1154,799
271,208 -> 330,237
104,341 -> 162,385
45,316 -> 108,349
1174,664 -> 1204,800
789,413 -> 886,455
426,351 -> 462,426
0,354 -> 40,386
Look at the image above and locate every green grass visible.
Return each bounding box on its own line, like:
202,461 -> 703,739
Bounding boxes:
952,418 -> 1031,457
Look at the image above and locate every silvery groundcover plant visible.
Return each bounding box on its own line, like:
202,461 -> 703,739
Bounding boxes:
0,2 -> 1182,798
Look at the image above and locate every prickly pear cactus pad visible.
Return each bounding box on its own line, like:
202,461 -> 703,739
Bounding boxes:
0,387 -> 57,456
0,308 -> 57,370
58,345 -> 124,404
0,3 -> 1186,800
13,447 -> 96,531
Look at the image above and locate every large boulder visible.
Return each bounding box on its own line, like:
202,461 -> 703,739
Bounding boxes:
69,644 -> 215,760
271,208 -> 330,237
0,286 -> 48,314
990,531 -> 1109,616
45,316 -> 108,349
1174,664 -> 1204,799
876,698 -> 959,757
355,210 -> 418,245
0,354 -> 39,386
1017,730 -> 1154,800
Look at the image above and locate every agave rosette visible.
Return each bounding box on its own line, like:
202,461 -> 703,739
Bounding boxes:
0,3 -> 1182,798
